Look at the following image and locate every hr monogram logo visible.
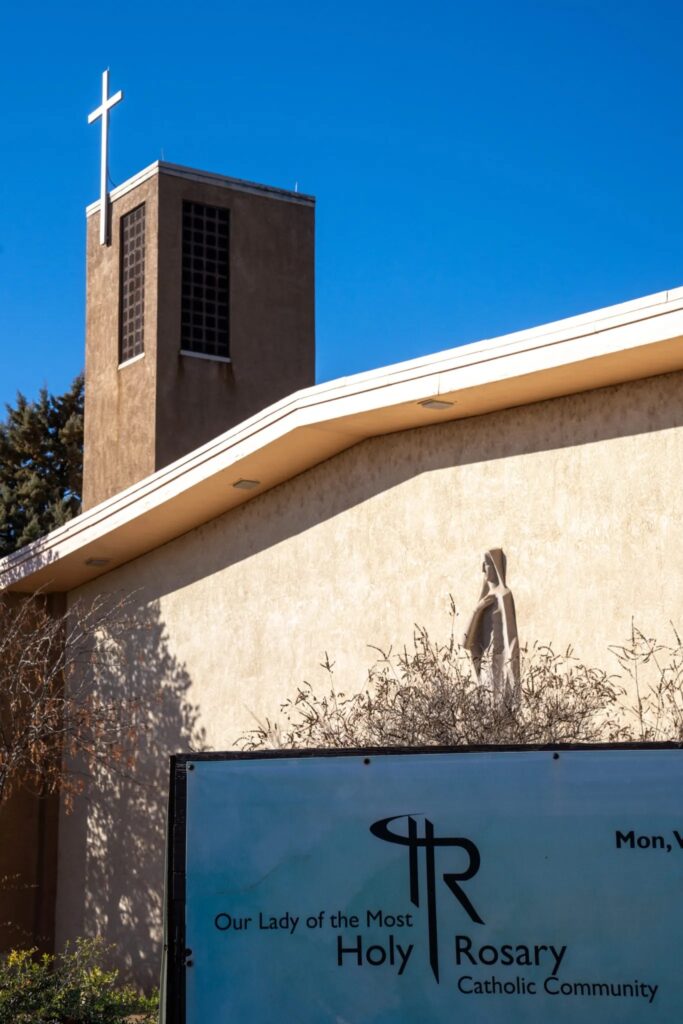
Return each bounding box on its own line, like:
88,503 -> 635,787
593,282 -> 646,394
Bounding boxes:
370,815 -> 484,982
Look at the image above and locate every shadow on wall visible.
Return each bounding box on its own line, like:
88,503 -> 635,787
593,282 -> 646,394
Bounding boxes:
119,369 -> 683,606
58,598 -> 204,989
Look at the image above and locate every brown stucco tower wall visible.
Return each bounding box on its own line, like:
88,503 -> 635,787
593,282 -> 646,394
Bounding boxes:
83,163 -> 315,510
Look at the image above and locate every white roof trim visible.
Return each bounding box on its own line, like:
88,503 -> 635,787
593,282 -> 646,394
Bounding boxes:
2,285 -> 683,592
85,161 -> 315,216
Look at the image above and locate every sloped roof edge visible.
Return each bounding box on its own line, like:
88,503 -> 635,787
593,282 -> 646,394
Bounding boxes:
3,285 -> 683,593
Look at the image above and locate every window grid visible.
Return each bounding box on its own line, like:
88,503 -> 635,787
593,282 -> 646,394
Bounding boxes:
181,201 -> 229,359
119,204 -> 146,363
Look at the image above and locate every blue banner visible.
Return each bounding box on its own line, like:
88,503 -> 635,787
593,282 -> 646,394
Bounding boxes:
182,749 -> 683,1022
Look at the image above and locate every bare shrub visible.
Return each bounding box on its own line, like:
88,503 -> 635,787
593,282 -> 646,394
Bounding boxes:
611,623 -> 683,742
240,607 -> 683,751
0,592 -> 147,809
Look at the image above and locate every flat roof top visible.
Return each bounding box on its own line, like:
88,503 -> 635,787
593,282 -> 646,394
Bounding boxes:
86,161 -> 315,217
2,285 -> 683,593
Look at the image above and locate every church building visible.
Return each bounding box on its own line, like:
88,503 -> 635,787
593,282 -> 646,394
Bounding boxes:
1,152 -> 683,985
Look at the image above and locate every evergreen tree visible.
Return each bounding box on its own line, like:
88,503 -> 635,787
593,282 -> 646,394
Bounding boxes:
0,375 -> 83,557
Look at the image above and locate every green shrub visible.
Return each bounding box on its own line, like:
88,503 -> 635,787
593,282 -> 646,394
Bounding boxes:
0,938 -> 158,1024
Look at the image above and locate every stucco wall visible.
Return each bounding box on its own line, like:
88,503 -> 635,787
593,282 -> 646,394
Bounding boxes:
83,177 -> 159,510
58,368 -> 683,983
83,170 -> 315,511
155,173 -> 315,470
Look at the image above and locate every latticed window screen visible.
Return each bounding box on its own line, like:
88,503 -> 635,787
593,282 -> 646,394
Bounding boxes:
119,204 -> 146,363
181,201 -> 230,358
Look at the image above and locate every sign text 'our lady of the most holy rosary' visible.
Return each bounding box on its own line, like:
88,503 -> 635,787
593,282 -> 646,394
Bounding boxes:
164,746 -> 683,1023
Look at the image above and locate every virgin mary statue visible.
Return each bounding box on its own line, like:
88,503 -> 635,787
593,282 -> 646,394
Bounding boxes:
463,548 -> 520,703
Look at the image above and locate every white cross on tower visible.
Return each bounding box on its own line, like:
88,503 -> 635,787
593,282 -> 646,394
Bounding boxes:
88,69 -> 124,246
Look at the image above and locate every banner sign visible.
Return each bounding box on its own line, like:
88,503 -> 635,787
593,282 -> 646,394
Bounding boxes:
164,746 -> 683,1022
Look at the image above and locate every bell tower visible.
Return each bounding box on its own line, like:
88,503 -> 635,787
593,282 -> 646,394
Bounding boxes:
82,161 -> 315,509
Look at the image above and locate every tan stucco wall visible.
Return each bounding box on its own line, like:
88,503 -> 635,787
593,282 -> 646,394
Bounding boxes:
83,178 -> 159,509
83,169 -> 315,511
58,368 -> 683,983
155,173 -> 315,469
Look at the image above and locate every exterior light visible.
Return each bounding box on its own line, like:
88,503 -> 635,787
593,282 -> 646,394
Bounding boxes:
233,479 -> 261,490
419,399 -> 455,410
85,557 -> 111,567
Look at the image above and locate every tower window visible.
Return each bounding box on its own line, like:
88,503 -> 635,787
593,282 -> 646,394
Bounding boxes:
119,204 -> 146,363
181,201 -> 229,358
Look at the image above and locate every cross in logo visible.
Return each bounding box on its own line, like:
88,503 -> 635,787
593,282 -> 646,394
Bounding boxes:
370,815 -> 484,981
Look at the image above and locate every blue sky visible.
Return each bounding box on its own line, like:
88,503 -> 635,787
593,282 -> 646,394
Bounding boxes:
1,0 -> 683,410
